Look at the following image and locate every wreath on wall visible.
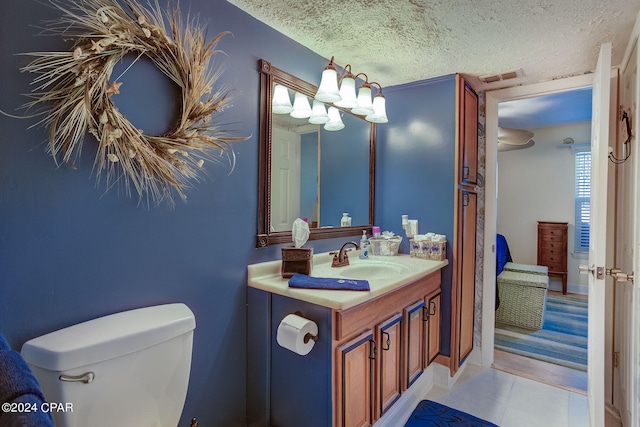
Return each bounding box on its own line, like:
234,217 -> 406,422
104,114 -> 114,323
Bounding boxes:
19,0 -> 243,206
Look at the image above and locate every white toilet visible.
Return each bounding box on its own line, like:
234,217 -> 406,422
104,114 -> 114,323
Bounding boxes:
21,303 -> 196,427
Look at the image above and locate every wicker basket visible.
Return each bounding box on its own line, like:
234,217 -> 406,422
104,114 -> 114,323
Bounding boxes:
409,239 -> 447,261
504,262 -> 548,276
496,270 -> 549,330
369,236 -> 402,256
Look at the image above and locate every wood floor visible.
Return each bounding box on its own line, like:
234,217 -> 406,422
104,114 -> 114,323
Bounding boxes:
492,291 -> 588,394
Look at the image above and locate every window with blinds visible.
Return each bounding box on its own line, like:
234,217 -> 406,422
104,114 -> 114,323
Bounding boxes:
574,148 -> 591,252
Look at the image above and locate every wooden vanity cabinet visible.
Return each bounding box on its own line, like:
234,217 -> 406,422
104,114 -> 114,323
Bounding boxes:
334,271 -> 441,427
425,291 -> 442,366
376,313 -> 403,418
249,266 -> 445,427
336,331 -> 375,427
404,300 -> 425,390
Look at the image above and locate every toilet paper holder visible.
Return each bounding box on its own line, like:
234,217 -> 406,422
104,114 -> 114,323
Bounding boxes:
295,311 -> 319,343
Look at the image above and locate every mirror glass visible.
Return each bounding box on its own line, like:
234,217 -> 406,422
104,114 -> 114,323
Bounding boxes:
257,59 -> 375,247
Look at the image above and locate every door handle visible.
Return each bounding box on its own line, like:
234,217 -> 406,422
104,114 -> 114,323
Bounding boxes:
578,264 -> 594,275
578,264 -> 604,280
606,268 -> 634,283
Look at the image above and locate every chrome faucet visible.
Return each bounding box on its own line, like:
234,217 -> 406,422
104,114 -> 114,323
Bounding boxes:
331,241 -> 359,267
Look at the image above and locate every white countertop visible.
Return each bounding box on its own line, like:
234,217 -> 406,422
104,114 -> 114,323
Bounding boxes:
247,251 -> 448,311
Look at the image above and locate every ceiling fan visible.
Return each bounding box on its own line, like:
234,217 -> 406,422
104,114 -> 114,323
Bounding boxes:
497,127 -> 535,152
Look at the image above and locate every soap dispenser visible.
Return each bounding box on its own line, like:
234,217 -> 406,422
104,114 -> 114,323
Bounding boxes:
359,230 -> 369,259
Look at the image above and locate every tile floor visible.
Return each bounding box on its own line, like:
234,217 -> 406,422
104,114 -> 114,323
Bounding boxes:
421,364 -> 588,427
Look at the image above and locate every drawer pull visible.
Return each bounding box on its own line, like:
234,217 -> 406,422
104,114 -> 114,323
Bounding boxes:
369,340 -> 377,360
422,306 -> 430,321
381,331 -> 391,351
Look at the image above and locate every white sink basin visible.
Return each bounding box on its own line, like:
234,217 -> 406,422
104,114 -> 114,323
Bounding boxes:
313,259 -> 409,280
340,262 -> 408,280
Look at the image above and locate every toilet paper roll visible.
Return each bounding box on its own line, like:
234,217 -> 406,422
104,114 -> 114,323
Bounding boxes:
276,314 -> 318,356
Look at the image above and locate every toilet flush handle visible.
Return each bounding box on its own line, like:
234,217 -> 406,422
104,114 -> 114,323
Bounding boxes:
59,372 -> 95,384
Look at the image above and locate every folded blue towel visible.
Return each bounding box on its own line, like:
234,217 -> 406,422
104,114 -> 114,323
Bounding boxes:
288,274 -> 370,291
0,333 -> 54,426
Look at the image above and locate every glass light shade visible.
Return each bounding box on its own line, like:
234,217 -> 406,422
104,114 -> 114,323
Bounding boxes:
315,67 -> 342,103
272,84 -> 293,114
290,92 -> 312,118
324,107 -> 345,131
308,100 -> 330,124
334,76 -> 358,109
351,84 -> 374,115
365,93 -> 388,123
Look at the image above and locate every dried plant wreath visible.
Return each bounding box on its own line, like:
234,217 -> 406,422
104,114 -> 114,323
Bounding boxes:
19,0 -> 244,206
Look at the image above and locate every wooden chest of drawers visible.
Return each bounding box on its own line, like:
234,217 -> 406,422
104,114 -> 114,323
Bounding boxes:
537,221 -> 568,294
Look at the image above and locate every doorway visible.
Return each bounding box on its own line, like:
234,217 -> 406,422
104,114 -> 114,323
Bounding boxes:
491,90 -> 592,391
480,74 -> 595,385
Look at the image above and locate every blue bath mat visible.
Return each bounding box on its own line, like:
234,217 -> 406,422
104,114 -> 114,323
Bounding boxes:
404,400 -> 498,426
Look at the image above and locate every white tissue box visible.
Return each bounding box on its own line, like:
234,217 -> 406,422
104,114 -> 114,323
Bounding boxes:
410,239 -> 447,260
369,236 -> 402,256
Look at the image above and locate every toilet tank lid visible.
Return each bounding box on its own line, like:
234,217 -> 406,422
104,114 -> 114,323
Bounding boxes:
21,303 -> 195,371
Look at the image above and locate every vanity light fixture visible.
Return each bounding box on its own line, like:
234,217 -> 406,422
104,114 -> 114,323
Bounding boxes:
333,65 -> 358,109
308,100 -> 330,124
290,92 -> 312,119
315,57 -> 342,103
324,107 -> 345,131
366,83 -> 388,124
272,84 -> 293,114
350,77 -> 375,116
314,56 -> 388,123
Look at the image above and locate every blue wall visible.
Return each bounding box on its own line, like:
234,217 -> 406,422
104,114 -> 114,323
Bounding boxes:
376,76 -> 457,355
0,0 -> 458,425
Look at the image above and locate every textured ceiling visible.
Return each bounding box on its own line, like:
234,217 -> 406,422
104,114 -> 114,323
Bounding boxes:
227,0 -> 639,90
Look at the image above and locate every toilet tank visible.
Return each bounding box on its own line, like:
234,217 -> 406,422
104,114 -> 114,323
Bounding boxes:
21,303 -> 196,427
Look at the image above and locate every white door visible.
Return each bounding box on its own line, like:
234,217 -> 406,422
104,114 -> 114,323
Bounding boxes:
271,126 -> 301,232
585,42 -> 611,427
615,35 -> 639,427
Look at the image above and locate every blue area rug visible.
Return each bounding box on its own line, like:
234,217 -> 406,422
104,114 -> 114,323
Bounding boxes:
494,294 -> 588,371
404,400 -> 498,426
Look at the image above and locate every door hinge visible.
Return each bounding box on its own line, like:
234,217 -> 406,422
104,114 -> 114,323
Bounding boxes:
613,351 -> 620,368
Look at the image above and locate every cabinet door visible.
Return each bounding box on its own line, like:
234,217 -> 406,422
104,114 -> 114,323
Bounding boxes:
376,313 -> 403,419
458,76 -> 478,185
458,189 -> 477,363
404,300 -> 425,390
337,331 -> 374,427
425,292 -> 441,365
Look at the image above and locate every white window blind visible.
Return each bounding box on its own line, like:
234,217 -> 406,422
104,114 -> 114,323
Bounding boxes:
574,148 -> 591,252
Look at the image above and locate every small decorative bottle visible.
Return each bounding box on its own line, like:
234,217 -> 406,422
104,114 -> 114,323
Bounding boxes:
341,213 -> 350,227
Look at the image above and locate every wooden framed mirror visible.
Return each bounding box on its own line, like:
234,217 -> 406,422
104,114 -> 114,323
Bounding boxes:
257,59 -> 375,247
